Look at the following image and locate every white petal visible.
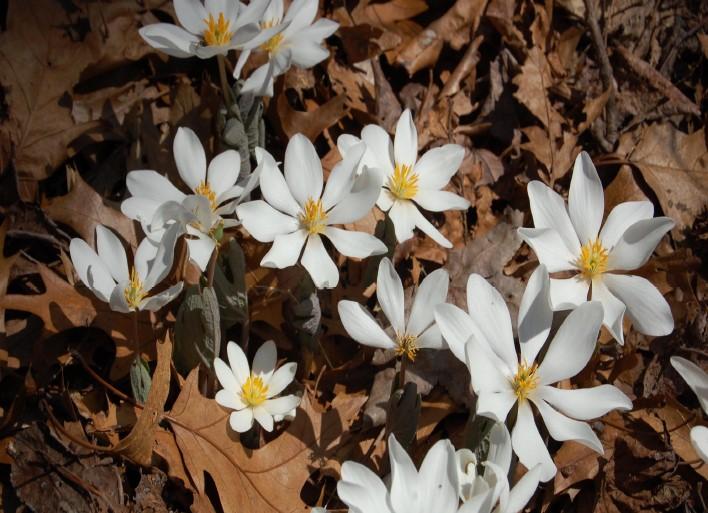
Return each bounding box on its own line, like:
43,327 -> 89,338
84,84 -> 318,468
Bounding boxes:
265,363 -> 297,398
691,426 -> 708,463
139,24 -> 199,58
518,265 -> 552,365
174,127 -> 207,192
533,398 -> 603,453
227,341 -> 250,386
236,200 -> 299,242
263,395 -> 301,415
257,147 -> 301,218
326,166 -> 384,225
337,133 -> 362,156
603,273 -> 674,336
505,464 -> 543,513
410,202 -> 453,248
434,303 -> 479,363
536,301 -> 602,385
321,142 -> 363,211
134,236 -> 157,284
281,0 -> 317,36
388,433 -> 420,513
143,222 -> 182,291
670,356 -> 708,413
414,189 -> 470,212
466,274 -> 518,375
215,389 -> 246,411
186,235 -> 215,272
599,201 -> 654,249
517,227 -> 577,273
606,217 -> 674,271
393,109 -> 418,168
207,150 -> 240,199
487,422 -> 512,474
95,225 -> 129,283
414,144 -> 465,191
417,439 -> 459,513
338,462 -> 391,513
289,40 -> 330,68
361,124 -> 394,174
229,408 -> 254,433
214,357 -> 240,394
536,384 -> 632,420
125,170 -> 185,204
240,61 -> 277,97
300,234 -> 339,288
338,300 -> 395,350
416,323 -> 444,349
389,199 -> 417,244
477,390 -> 516,422
568,151 -> 604,244
407,268 -> 449,337
590,277 -> 626,344
140,282 -> 184,311
284,133 -> 323,207
526,181 -> 581,257
109,283 -> 132,313
69,238 -> 115,302
323,227 -> 386,259
549,275 -> 589,310
376,257 -> 405,335
511,400 -> 556,482
252,340 -> 277,383
174,0 -> 208,34
261,229 -> 308,269
464,337 -> 512,394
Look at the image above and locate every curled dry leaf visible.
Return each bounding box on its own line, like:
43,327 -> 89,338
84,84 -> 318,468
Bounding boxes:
160,369 -> 367,512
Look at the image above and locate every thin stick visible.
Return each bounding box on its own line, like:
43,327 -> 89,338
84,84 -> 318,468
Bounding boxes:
206,247 -> 218,288
398,357 -> 407,390
217,54 -> 233,107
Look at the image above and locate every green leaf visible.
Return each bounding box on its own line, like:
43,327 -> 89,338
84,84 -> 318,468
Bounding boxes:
174,285 -> 221,375
213,238 -> 248,330
130,355 -> 152,404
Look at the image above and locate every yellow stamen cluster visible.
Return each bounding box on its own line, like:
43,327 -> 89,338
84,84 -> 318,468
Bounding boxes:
241,374 -> 269,407
576,239 -> 608,280
299,198 -> 328,235
123,267 -> 147,310
202,13 -> 233,47
511,361 -> 538,402
388,163 -> 419,200
195,181 -> 218,211
395,333 -> 419,362
259,19 -> 284,54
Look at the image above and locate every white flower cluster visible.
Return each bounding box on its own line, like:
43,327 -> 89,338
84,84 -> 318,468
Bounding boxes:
63,2 -> 687,511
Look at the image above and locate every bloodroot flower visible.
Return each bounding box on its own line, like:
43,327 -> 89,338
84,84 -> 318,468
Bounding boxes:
338,109 -> 470,248
139,0 -> 268,59
434,265 -> 632,481
518,151 -> 674,343
337,433 -> 460,513
69,224 -> 183,312
670,356 -> 708,463
236,134 -> 386,288
338,257 -> 449,362
214,340 -> 301,433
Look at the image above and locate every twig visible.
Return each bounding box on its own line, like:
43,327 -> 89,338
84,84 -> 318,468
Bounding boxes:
583,0 -> 618,149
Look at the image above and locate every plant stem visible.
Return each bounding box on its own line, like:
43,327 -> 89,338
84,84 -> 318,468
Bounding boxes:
217,54 -> 233,107
206,247 -> 218,288
398,357 -> 407,390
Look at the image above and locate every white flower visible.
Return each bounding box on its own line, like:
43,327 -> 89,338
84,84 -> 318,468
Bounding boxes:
214,340 -> 301,433
670,356 -> 708,463
338,257 -> 448,362
338,109 -> 470,248
121,127 -> 259,271
69,224 -> 183,313
434,265 -> 633,481
234,0 -> 339,96
337,433 -> 460,513
456,422 -> 541,513
518,151 -> 674,343
139,0 -> 269,59
235,134 -> 387,288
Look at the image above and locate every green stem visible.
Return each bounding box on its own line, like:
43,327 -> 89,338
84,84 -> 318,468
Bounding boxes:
217,54 -> 233,107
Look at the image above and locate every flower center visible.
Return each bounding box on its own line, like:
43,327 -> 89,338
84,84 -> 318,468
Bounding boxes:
395,333 -> 418,361
388,163 -> 419,200
299,198 -> 328,235
259,19 -> 284,54
123,267 -> 147,310
511,361 -> 538,402
576,239 -> 608,280
194,181 -> 218,211
202,12 -> 233,46
241,374 -> 269,407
